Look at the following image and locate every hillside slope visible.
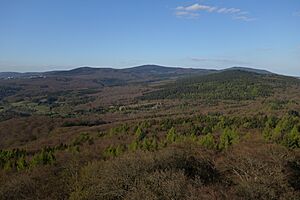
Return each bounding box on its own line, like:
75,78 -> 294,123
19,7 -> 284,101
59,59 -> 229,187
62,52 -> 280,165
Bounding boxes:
141,70 -> 300,101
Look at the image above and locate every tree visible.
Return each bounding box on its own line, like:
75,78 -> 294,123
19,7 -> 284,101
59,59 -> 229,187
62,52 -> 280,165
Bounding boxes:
219,128 -> 239,150
30,149 -> 55,167
199,133 -> 216,149
129,141 -> 139,151
263,126 -> 273,141
166,127 -> 177,143
135,127 -> 146,141
16,157 -> 27,171
283,126 -> 300,149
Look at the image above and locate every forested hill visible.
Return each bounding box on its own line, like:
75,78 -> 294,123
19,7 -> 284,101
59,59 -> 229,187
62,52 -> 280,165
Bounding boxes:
0,65 -> 214,80
141,70 -> 300,101
0,65 -> 272,80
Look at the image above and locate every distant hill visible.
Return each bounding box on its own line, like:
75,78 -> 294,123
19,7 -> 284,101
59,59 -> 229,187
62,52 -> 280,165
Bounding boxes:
44,67 -> 116,76
44,65 -> 216,79
123,65 -> 215,75
0,72 -> 43,79
0,65 -> 274,81
0,65 -> 215,82
223,67 -> 273,75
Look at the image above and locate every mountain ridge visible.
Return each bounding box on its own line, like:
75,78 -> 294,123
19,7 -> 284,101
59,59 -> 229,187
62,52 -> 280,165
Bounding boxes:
223,66 -> 273,75
0,65 -> 273,79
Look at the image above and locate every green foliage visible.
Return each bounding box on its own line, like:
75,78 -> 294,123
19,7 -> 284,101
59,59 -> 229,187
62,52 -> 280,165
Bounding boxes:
138,121 -> 151,129
135,126 -> 146,141
283,126 -> 300,149
16,157 -> 27,171
268,99 -> 289,110
166,127 -> 177,143
241,116 -> 267,129
0,149 -> 27,171
263,126 -> 273,141
30,148 -> 55,167
129,137 -> 159,152
129,141 -> 139,151
199,133 -> 216,149
268,116 -> 299,143
265,116 -> 278,129
109,123 -> 130,136
141,138 -> 158,151
0,147 -> 57,171
288,110 -> 300,117
202,126 -> 212,135
219,128 -> 239,150
103,145 -> 126,157
261,115 -> 300,149
160,118 -> 174,131
141,71 -> 286,101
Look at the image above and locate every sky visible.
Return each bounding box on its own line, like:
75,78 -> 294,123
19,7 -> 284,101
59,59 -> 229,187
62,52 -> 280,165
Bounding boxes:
0,0 -> 299,76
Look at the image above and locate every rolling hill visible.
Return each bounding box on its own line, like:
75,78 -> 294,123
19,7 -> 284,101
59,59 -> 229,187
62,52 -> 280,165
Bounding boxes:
223,66 -> 273,75
141,69 -> 300,101
0,65 -> 273,80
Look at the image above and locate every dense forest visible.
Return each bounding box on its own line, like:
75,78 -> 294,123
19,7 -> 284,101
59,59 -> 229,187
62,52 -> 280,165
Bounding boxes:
141,70 -> 299,101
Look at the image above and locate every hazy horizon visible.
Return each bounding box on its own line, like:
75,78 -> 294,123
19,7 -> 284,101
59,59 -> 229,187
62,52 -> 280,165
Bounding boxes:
1,0 -> 299,76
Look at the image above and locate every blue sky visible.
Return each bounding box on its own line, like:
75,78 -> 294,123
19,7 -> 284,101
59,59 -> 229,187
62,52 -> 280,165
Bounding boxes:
0,0 -> 299,75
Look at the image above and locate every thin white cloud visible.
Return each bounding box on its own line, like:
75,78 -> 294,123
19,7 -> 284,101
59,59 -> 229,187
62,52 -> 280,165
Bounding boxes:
174,3 -> 255,21
233,15 -> 256,22
175,11 -> 199,18
217,8 -> 241,14
176,3 -> 217,12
